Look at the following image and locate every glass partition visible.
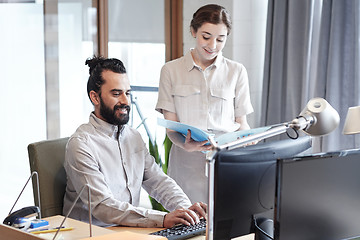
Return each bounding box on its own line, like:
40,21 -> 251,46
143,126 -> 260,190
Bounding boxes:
0,2 -> 46,219
0,0 -> 97,219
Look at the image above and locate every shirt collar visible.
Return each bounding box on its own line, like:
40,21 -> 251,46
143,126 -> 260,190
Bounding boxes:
89,112 -> 124,138
185,50 -> 196,71
212,51 -> 223,67
184,49 -> 223,71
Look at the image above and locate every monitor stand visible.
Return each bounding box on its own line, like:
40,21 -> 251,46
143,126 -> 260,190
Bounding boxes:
253,211 -> 273,240
254,217 -> 273,240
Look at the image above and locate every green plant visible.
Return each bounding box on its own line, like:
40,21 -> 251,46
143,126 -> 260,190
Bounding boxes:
148,135 -> 173,212
162,135 -> 172,174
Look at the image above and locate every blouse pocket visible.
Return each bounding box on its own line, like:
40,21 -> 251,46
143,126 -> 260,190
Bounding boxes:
172,85 -> 201,121
209,88 -> 235,124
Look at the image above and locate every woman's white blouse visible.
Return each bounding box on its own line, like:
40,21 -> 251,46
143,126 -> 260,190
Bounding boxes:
156,50 -> 254,134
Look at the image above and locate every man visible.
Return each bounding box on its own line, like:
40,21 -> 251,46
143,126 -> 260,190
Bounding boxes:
63,56 -> 207,228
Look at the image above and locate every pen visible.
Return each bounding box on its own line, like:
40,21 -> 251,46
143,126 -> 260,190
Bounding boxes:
28,226 -> 63,233
31,227 -> 74,234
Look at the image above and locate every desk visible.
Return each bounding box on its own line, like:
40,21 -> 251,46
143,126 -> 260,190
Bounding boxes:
43,215 -> 114,239
0,215 -> 254,240
45,215 -> 255,239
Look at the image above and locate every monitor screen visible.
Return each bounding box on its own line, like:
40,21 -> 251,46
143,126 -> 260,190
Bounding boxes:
275,149 -> 360,240
213,136 -> 312,239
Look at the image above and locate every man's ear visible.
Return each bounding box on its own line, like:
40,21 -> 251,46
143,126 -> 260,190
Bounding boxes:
89,90 -> 100,105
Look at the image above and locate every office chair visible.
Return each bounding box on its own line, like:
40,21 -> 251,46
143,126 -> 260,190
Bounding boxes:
27,137 -> 69,218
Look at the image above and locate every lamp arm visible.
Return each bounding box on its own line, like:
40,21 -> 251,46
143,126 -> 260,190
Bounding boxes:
214,124 -> 290,152
289,114 -> 315,131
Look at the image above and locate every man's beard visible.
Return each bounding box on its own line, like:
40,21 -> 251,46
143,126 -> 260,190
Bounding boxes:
99,97 -> 130,126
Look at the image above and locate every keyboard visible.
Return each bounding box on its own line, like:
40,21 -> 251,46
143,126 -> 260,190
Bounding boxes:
149,218 -> 206,240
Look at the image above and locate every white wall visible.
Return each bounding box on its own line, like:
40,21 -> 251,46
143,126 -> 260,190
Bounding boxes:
183,0 -> 268,128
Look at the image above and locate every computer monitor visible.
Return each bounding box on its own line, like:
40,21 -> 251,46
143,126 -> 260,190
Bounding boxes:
213,136 -> 312,240
275,149 -> 360,240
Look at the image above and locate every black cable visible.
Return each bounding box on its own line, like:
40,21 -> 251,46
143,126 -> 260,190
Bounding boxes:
286,127 -> 299,139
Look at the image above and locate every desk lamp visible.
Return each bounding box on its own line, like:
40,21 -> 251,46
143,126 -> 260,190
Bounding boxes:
343,106 -> 360,136
206,97 -> 340,240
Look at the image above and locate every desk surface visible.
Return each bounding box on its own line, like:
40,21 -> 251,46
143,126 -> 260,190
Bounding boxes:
0,215 -> 254,240
43,215 -> 114,239
47,215 -> 255,240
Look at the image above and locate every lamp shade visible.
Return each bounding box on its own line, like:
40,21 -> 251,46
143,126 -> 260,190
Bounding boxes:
299,98 -> 340,136
343,106 -> 360,135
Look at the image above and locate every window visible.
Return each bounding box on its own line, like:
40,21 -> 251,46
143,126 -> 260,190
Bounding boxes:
107,0 -> 166,152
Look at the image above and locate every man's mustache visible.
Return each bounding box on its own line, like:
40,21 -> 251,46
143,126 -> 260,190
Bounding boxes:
114,104 -> 130,112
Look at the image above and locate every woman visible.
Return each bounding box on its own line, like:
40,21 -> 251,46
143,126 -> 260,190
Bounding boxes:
155,4 -> 254,203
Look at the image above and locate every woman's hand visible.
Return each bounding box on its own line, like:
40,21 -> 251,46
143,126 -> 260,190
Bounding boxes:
163,111 -> 212,152
183,130 -> 212,152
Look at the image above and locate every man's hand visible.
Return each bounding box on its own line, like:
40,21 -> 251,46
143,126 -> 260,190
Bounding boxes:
163,202 -> 207,228
188,202 -> 207,219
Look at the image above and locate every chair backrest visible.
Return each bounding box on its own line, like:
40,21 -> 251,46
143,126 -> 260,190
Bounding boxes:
27,137 -> 69,218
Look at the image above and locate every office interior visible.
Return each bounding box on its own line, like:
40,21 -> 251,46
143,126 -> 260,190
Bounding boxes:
1,0 -> 359,238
